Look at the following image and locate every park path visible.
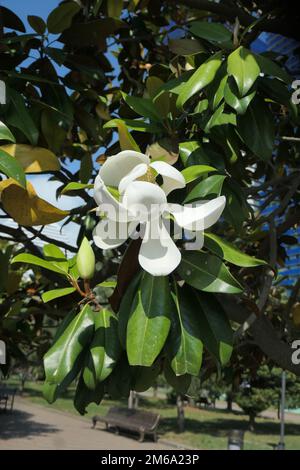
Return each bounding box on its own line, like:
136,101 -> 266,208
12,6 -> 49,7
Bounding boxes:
0,398 -> 175,450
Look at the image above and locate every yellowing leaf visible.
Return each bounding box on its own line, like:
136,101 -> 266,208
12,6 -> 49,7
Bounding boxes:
148,142 -> 178,165
0,144 -> 60,173
116,121 -> 141,152
0,179 -> 68,226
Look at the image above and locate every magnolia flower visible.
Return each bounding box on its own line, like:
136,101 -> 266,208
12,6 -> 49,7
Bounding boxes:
93,150 -> 226,276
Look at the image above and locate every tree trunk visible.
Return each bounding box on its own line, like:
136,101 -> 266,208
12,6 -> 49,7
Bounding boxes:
20,374 -> 27,395
227,392 -> 233,411
249,412 -> 256,432
177,394 -> 185,433
128,390 -> 135,409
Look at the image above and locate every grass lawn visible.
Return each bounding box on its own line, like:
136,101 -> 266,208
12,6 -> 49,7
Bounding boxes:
3,377 -> 300,450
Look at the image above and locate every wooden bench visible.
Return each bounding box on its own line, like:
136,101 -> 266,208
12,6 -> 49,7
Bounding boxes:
196,396 -> 212,408
92,407 -> 160,442
0,387 -> 17,412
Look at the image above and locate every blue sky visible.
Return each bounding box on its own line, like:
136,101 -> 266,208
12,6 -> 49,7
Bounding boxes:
1,0 -> 87,245
1,0 -> 58,27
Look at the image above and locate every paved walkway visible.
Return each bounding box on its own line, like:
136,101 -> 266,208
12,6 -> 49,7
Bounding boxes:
0,399 -> 174,450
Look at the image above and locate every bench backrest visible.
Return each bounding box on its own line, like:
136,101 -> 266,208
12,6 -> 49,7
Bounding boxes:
106,407 -> 160,429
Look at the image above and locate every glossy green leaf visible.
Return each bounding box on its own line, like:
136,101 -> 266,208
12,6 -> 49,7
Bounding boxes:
41,109 -> 66,153
0,121 -> 15,142
59,18 -> 126,48
122,92 -> 162,122
224,78 -> 256,114
177,52 -> 222,109
259,77 -> 291,107
203,103 -> 236,132
42,287 -> 76,303
79,153 -> 93,184
254,53 -> 291,83
47,2 -> 81,34
133,362 -> 161,392
105,354 -> 132,399
42,381 -> 58,404
227,47 -> 260,96
189,21 -> 232,45
68,256 -> 79,280
157,71 -> 193,97
0,148 -> 26,187
118,272 -> 142,348
237,97 -> 275,161
0,6 -> 25,32
204,233 -> 267,267
146,76 -> 170,118
28,15 -> 46,34
53,308 -> 78,343
12,253 -> 68,276
115,120 -> 141,152
181,164 -> 217,183
83,309 -> 121,389
169,38 -> 206,56
222,183 -> 250,231
177,252 -> 243,294
196,292 -> 233,365
6,88 -> 39,146
179,141 -> 201,166
44,303 -> 94,385
167,286 -> 203,376
126,273 -> 172,367
206,63 -> 228,110
184,175 -> 226,203
43,244 -> 69,273
97,280 -> 117,288
74,375 -> 104,415
61,182 -> 93,194
164,361 -> 191,393
104,118 -> 161,133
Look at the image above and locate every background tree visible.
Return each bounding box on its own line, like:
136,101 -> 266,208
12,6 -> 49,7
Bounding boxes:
235,365 -> 300,430
0,0 -> 300,412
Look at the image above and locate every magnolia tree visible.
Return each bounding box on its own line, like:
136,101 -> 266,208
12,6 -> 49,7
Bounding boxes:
0,1 -> 300,413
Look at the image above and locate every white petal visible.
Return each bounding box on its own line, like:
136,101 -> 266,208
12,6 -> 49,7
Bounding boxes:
138,218 -> 181,276
184,229 -> 204,250
118,163 -> 148,194
94,175 -> 131,222
93,219 -> 138,250
168,196 -> 226,231
150,160 -> 186,195
99,151 -> 150,187
122,181 -> 167,222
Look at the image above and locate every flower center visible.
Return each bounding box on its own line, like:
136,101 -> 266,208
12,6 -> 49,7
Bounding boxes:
137,166 -> 157,184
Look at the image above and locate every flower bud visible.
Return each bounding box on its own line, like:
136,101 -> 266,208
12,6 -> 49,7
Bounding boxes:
76,237 -> 95,280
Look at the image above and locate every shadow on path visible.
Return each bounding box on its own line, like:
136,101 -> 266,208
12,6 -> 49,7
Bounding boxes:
0,409 -> 58,440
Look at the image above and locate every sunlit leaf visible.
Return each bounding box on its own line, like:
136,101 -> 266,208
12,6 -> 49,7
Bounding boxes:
0,144 -> 60,173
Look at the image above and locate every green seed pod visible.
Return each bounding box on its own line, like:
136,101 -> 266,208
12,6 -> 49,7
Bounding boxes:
76,237 -> 95,280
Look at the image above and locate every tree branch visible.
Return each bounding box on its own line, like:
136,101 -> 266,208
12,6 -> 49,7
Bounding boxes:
234,220 -> 277,339
222,296 -> 300,376
0,222 -> 77,254
166,0 -> 300,40
166,0 -> 253,25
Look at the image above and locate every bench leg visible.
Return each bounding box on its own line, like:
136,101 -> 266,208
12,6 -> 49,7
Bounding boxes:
10,395 -> 15,412
153,432 -> 158,443
114,427 -> 119,435
139,431 -> 145,443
